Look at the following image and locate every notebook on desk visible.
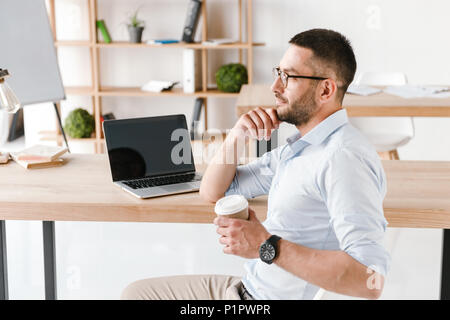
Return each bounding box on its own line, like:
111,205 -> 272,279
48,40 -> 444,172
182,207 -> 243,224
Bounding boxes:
103,115 -> 202,199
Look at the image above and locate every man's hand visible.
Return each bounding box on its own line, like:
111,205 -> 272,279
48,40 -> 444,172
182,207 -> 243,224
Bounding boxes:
214,207 -> 271,259
229,107 -> 281,142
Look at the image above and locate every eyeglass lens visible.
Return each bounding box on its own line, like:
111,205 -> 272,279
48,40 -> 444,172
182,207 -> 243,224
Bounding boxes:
273,67 -> 287,87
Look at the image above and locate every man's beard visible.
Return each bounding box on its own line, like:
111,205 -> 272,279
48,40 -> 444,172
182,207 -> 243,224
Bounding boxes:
276,88 -> 318,127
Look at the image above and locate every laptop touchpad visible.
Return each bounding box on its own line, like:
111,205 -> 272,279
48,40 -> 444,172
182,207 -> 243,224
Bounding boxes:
161,183 -> 197,192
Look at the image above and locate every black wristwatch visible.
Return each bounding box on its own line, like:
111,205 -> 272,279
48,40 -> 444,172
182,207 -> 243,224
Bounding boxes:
259,235 -> 281,264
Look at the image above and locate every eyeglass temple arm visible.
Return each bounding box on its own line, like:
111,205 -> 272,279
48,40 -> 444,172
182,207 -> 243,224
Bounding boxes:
290,75 -> 327,80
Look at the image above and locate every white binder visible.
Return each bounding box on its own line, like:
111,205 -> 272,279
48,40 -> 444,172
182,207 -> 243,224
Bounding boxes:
182,49 -> 202,93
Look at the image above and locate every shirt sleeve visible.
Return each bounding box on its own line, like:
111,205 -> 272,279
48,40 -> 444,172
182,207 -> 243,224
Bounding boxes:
225,147 -> 278,199
321,148 -> 391,276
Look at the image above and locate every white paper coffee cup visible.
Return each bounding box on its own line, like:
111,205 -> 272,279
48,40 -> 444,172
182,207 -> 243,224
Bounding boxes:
214,195 -> 249,220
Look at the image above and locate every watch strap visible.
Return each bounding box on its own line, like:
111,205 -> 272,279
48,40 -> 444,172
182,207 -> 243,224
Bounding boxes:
267,235 -> 281,247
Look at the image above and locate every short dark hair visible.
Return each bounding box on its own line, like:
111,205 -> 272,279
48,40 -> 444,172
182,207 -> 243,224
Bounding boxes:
289,29 -> 356,102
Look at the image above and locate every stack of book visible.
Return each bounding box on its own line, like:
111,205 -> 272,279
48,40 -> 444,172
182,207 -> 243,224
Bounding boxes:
0,152 -> 10,164
11,145 -> 68,169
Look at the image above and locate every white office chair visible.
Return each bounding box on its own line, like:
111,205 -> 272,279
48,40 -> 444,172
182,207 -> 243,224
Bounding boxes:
349,72 -> 415,160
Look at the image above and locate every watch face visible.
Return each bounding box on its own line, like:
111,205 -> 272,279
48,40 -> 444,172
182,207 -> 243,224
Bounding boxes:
260,243 -> 276,262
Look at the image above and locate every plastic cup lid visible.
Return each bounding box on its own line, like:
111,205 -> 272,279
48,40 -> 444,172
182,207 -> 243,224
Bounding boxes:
215,195 -> 248,215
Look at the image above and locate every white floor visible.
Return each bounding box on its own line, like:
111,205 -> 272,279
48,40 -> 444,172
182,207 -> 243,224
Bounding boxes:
3,221 -> 444,300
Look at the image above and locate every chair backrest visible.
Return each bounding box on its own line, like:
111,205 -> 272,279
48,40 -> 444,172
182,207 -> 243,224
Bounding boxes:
355,72 -> 408,86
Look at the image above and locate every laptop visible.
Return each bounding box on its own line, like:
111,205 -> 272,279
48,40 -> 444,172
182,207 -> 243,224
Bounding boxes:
103,114 -> 202,199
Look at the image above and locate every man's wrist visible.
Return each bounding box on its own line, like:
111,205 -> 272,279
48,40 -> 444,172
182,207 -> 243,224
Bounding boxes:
259,234 -> 282,264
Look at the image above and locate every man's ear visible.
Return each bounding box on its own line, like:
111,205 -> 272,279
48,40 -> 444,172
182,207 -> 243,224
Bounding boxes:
318,79 -> 337,103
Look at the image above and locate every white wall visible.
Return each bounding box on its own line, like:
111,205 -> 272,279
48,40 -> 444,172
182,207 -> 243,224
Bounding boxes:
10,0 -> 450,299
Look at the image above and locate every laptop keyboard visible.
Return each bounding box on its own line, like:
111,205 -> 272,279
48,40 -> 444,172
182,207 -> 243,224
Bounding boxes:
123,173 -> 201,189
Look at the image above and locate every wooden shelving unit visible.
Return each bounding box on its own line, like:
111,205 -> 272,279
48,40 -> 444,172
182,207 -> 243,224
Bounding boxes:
47,0 -> 262,153
98,87 -> 240,98
55,41 -> 264,49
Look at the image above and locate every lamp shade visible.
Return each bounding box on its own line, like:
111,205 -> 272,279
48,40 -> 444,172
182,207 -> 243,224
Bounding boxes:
0,69 -> 21,113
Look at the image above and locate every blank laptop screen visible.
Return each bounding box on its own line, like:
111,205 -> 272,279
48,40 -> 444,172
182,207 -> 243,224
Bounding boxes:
103,115 -> 195,182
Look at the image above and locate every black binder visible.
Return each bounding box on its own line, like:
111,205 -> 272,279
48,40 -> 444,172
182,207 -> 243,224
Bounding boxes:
181,0 -> 202,43
190,97 -> 204,140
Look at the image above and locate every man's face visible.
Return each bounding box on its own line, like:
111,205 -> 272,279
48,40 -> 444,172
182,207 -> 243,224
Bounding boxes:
271,46 -> 320,127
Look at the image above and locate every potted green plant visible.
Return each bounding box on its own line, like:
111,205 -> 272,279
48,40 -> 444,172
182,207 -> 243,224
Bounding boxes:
127,9 -> 145,43
64,108 -> 95,139
215,63 -> 248,93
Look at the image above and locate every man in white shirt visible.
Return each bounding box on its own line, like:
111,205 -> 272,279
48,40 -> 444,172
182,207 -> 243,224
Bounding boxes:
122,28 -> 390,300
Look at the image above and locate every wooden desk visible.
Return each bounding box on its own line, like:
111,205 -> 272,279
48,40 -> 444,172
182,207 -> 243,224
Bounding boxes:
0,154 -> 449,299
236,84 -> 450,117
0,154 -> 449,227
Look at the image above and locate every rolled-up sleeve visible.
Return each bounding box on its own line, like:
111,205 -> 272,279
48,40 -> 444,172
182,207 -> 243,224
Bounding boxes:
225,148 -> 278,199
321,148 -> 391,276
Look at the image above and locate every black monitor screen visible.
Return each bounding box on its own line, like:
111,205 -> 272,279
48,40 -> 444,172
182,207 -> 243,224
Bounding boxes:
103,115 -> 195,181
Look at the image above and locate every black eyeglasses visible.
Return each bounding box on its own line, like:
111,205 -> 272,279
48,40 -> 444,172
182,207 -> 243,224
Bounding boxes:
272,67 -> 327,88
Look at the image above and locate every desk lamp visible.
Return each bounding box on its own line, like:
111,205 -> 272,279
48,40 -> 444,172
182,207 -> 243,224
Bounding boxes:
0,68 -> 70,153
0,69 -> 21,113
0,68 -> 21,162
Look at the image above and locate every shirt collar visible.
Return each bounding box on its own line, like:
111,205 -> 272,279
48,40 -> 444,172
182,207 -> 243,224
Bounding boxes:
286,109 -> 349,154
